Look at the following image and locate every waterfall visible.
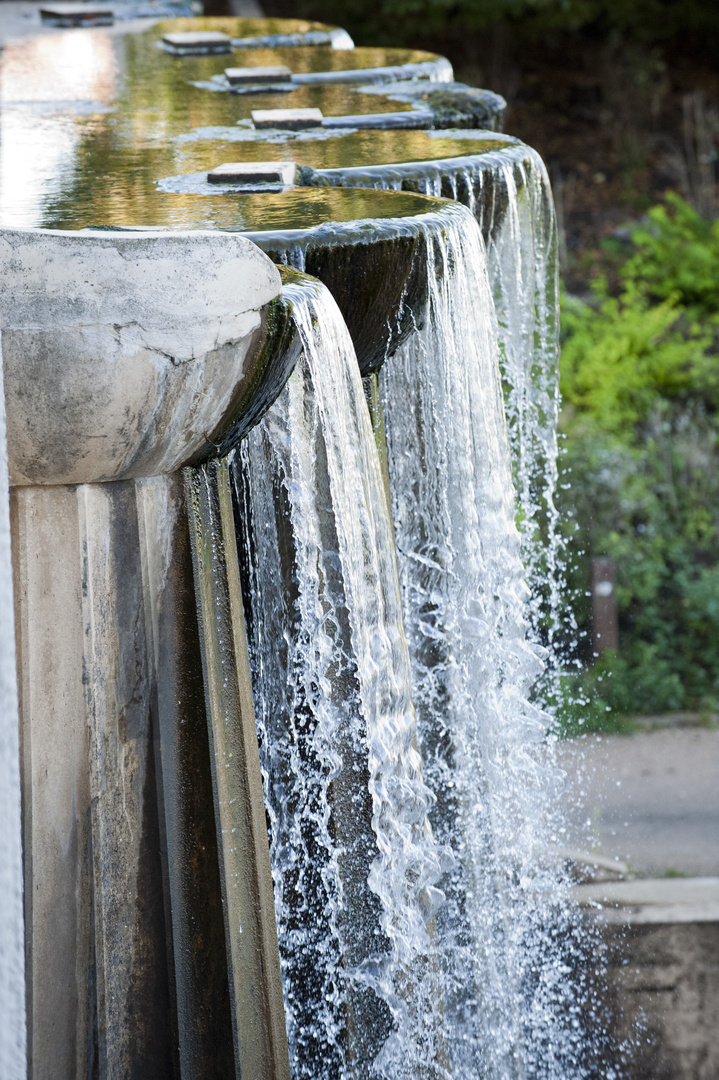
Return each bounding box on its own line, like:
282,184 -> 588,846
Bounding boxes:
313,138 -> 565,688
379,204 -> 583,1079
232,275 -> 448,1080
467,147 -> 565,699
232,209 -> 584,1079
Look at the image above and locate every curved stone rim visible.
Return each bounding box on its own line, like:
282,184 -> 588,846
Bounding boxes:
0,227 -> 283,485
152,15 -> 355,49
242,199 -> 475,376
157,134 -> 527,199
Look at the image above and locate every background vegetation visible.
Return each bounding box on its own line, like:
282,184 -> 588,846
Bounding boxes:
557,194 -> 719,732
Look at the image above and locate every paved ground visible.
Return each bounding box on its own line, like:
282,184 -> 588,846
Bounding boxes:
556,727 -> 719,877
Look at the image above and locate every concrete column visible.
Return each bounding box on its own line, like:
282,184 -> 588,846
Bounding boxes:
1,227 -> 287,1079
136,473 -> 235,1080
13,481 -> 173,1079
188,460 -> 290,1080
13,486 -> 92,1080
0,352 -> 26,1080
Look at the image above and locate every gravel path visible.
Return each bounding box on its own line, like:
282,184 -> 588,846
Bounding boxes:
555,727 -> 719,877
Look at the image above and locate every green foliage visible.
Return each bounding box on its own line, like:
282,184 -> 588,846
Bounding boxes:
621,193 -> 719,320
557,194 -> 719,733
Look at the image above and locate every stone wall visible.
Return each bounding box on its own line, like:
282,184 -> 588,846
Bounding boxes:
574,879 -> 719,1080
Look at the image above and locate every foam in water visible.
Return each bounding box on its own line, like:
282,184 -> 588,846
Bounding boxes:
379,203 -> 583,1079
232,276 -> 448,1079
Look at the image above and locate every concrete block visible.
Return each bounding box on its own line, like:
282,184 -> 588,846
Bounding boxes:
162,31 -> 231,55
252,108 -> 323,130
322,109 -> 433,129
572,877 -> 719,924
574,881 -> 719,1079
225,65 -> 292,85
40,3 -> 113,25
207,161 -> 297,186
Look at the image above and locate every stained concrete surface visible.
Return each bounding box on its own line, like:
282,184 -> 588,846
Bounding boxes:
557,727 -> 719,877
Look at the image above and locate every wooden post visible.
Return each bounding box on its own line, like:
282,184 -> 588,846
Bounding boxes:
591,557 -> 619,655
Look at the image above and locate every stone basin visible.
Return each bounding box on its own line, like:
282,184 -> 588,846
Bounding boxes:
232,186 -> 459,374
31,188 -> 458,376
159,15 -> 355,50
0,228 -> 281,486
68,187 -> 458,376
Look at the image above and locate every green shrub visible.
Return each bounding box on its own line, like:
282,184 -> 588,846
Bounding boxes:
622,192 -> 719,321
556,194 -> 719,733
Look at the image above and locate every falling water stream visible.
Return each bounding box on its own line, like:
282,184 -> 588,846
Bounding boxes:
379,206 -> 581,1079
233,275 -> 447,1080
465,148 -> 563,680
309,137 -> 565,687
233,208 -> 583,1079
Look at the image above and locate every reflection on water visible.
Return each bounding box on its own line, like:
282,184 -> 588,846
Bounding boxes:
0,21 -> 503,230
0,30 -> 117,103
0,30 -> 116,227
81,186 -> 448,231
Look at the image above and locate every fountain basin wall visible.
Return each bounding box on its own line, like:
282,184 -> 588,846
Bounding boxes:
1,229 -> 279,485
229,187 -> 461,373
3,228 -> 295,1080
574,880 -> 719,1080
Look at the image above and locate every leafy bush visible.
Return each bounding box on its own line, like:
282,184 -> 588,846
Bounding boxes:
620,193 -> 719,320
556,194 -> 719,731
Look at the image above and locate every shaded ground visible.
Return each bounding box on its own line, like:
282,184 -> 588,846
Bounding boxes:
556,727 -> 719,877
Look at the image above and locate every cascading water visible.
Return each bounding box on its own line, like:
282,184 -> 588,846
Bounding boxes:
378,203 -> 583,1079
311,136 -> 565,688
232,206 -> 585,1079
232,274 -> 448,1080
465,146 -> 566,698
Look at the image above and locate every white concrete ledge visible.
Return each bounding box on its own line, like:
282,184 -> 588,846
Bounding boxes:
572,877 -> 719,923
